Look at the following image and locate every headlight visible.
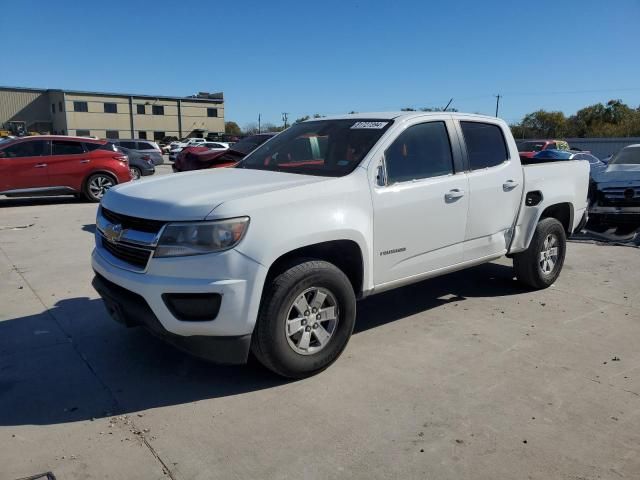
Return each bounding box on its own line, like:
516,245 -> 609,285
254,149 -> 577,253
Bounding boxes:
154,217 -> 249,257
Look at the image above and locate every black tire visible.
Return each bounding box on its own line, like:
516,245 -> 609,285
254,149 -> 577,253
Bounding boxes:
513,217 -> 567,289
83,173 -> 116,202
252,260 -> 356,378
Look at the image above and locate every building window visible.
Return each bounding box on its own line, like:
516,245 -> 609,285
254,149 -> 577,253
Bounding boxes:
152,105 -> 164,115
137,104 -> 146,114
207,108 -> 218,117
51,103 -> 56,114
104,103 -> 117,114
76,129 -> 90,137
73,101 -> 88,112
138,131 -> 147,139
106,130 -> 119,139
59,101 -> 63,112
153,131 -> 165,141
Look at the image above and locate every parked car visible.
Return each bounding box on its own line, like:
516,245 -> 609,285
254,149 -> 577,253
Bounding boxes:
173,133 -> 276,172
169,138 -> 207,151
518,139 -> 570,161
589,144 -> 640,226
110,139 -> 163,165
529,149 -> 606,181
0,135 -> 131,201
168,141 -> 229,162
91,112 -> 589,378
113,146 -> 156,180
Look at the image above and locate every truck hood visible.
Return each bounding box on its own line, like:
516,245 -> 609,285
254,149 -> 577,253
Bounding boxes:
594,164 -> 640,184
101,168 -> 328,220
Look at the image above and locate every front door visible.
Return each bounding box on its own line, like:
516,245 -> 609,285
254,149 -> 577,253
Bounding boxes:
456,119 -> 524,260
0,139 -> 50,191
372,120 -> 469,287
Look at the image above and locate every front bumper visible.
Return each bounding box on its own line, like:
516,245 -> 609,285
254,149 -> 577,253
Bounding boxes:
589,205 -> 640,225
92,245 -> 268,338
92,273 -> 251,364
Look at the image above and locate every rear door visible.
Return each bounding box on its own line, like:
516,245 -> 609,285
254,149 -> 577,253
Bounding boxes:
456,119 -> 523,260
0,139 -> 51,191
47,139 -> 90,190
372,118 -> 469,286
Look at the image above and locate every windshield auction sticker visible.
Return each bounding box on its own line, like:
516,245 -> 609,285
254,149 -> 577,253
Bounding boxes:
351,121 -> 388,129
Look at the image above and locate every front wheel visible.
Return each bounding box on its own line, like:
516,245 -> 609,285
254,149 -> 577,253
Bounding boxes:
513,217 -> 567,289
252,260 -> 356,378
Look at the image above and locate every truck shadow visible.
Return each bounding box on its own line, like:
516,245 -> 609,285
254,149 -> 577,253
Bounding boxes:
0,262 -> 522,427
0,196 -> 85,208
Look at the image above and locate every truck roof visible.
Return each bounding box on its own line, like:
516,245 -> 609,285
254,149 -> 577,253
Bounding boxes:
316,111 -> 505,122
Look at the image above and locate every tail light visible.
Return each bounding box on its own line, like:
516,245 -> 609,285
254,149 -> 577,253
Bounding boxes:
141,154 -> 151,160
113,154 -> 128,164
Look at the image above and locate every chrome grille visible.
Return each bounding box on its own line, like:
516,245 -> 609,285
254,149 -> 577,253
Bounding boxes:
101,207 -> 165,233
101,236 -> 153,269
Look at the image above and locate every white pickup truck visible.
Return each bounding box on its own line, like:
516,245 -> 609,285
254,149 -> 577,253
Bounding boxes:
92,112 -> 589,378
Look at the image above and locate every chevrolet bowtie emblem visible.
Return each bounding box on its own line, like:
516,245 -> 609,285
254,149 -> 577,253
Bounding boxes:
104,223 -> 124,243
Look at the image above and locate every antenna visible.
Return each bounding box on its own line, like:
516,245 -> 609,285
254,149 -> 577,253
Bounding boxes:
443,98 -> 453,112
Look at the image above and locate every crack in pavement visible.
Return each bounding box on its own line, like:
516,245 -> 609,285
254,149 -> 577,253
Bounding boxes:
0,244 -> 178,480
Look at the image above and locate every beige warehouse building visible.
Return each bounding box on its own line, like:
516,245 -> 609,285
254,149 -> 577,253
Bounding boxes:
0,86 -> 224,141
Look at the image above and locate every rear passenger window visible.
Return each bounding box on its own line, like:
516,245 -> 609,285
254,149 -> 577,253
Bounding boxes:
137,142 -> 154,150
52,140 -> 85,155
384,122 -> 453,184
460,121 -> 508,170
120,141 -> 137,149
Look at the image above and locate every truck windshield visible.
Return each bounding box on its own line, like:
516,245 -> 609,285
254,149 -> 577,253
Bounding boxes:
237,119 -> 393,177
610,147 -> 640,165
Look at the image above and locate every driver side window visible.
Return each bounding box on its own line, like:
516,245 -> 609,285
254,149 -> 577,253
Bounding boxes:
384,121 -> 453,184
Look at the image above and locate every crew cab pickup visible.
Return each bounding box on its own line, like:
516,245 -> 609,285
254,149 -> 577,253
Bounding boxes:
91,112 -> 590,378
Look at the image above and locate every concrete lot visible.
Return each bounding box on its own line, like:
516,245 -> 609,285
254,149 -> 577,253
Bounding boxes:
1,165 -> 639,479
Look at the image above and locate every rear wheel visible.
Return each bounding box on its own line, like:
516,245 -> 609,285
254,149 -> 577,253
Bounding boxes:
514,217 -> 566,289
129,167 -> 141,180
83,173 -> 116,202
252,260 -> 356,378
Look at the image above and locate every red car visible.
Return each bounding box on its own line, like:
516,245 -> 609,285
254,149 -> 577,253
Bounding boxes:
173,133 -> 276,172
0,135 -> 131,201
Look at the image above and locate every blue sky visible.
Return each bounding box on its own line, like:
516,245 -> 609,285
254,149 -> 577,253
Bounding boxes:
1,0 -> 639,128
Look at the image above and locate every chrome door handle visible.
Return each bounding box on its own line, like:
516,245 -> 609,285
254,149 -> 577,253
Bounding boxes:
34,163 -> 47,168
445,188 -> 465,201
503,180 -> 519,191
79,159 -> 90,164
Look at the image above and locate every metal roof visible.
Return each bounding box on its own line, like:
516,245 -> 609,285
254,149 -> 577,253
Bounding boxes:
0,85 -> 224,103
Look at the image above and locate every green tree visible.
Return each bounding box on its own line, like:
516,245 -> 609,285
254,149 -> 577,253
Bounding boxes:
519,110 -> 568,138
225,121 -> 241,136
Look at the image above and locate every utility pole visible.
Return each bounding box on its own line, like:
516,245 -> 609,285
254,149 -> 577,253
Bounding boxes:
258,114 -> 261,134
282,112 -> 289,129
494,94 -> 502,117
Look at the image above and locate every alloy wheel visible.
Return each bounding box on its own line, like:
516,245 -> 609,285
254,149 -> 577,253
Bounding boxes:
285,287 -> 339,355
539,233 -> 559,274
89,175 -> 114,199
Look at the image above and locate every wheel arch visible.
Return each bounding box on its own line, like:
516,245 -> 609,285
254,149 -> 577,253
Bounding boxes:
263,239 -> 365,298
